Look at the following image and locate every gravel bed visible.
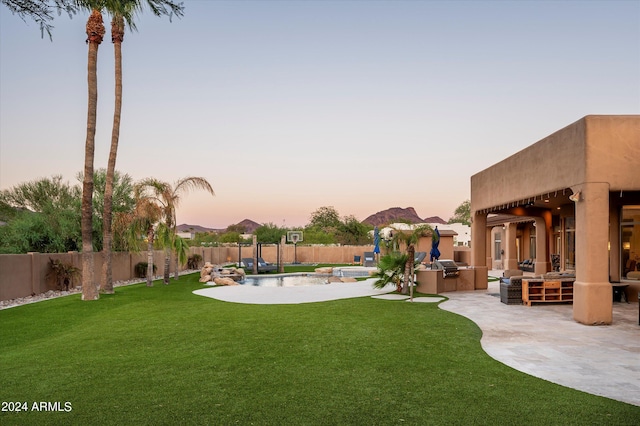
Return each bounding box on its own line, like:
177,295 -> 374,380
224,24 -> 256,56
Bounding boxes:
0,270 -> 199,310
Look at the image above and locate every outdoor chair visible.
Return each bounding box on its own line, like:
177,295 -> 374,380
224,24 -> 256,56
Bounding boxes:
519,259 -> 535,272
242,258 -> 277,274
414,252 -> 427,264
500,275 -> 524,305
363,252 -> 375,267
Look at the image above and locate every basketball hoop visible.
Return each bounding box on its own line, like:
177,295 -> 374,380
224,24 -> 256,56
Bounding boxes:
286,231 -> 303,264
286,231 -> 303,243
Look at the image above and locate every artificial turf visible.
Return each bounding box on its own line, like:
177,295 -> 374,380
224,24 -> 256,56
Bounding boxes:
0,273 -> 638,425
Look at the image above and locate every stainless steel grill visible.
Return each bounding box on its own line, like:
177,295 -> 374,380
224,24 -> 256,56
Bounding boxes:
433,260 -> 459,278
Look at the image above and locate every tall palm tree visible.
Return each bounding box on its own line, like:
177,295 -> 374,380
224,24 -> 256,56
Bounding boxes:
136,177 -> 214,284
100,0 -> 184,294
80,2 -> 105,301
100,4 -> 129,294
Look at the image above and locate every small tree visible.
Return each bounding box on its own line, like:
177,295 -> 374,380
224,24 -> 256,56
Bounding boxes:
448,200 -> 471,226
385,224 -> 432,295
308,206 -> 341,232
336,215 -> 371,245
226,224 -> 246,234
371,252 -> 409,293
125,195 -> 163,287
300,226 -> 335,244
255,223 -> 285,244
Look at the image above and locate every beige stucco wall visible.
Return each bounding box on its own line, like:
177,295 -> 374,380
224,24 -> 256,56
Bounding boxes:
471,115 -> 640,212
584,116 -> 640,190
471,117 -> 586,212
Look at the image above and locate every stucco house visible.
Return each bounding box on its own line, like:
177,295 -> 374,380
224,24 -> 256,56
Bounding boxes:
470,115 -> 639,325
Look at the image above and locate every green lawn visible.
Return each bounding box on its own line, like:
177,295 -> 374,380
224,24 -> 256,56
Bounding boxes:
1,273 -> 638,425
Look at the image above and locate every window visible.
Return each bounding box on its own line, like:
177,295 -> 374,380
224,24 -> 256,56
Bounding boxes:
622,206 -> 640,279
565,217 -> 575,270
495,234 -> 502,260
529,225 -> 536,259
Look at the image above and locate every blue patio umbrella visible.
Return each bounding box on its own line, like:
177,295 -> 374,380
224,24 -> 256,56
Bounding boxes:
430,226 -> 441,262
373,226 -> 380,254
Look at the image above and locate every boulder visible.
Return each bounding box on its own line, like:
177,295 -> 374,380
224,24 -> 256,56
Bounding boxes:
213,276 -> 239,286
315,267 -> 333,274
199,274 -> 212,283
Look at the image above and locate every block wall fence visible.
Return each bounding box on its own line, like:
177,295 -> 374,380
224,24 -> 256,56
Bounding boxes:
0,245 -> 471,302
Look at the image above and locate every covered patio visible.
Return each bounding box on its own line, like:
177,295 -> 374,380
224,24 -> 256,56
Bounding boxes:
470,115 -> 640,325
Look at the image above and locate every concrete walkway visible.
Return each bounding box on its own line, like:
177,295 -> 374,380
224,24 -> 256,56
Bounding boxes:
440,278 -> 640,407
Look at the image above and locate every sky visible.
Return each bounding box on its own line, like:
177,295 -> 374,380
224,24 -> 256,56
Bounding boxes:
1,0 -> 639,229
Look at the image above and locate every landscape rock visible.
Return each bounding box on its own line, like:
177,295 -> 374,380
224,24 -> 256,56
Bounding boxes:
213,276 -> 238,286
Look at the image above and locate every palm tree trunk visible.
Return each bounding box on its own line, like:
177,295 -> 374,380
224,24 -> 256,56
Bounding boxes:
146,230 -> 154,287
163,246 -> 171,284
101,15 -> 124,295
402,245 -> 415,295
174,246 -> 179,280
81,9 -> 104,301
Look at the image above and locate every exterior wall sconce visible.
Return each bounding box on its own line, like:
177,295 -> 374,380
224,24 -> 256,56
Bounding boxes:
569,191 -> 581,202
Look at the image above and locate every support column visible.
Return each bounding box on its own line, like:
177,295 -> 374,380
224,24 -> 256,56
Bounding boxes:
471,211 -> 488,289
534,217 -> 550,275
485,226 -> 492,271
573,182 -> 612,325
505,223 -> 519,271
609,203 -> 621,282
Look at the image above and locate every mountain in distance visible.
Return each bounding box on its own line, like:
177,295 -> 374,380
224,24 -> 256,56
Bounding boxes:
423,216 -> 447,225
178,210 -> 446,234
176,224 -> 220,233
362,207 -> 446,227
232,219 -> 261,234
176,219 -> 261,234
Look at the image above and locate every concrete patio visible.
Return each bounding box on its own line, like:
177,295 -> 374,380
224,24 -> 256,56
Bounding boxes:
440,275 -> 640,406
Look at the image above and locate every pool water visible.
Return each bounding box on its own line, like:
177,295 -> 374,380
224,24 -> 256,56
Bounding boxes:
241,275 -> 328,287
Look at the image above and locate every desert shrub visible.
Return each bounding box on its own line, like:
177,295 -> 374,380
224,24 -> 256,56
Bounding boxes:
46,258 -> 81,291
134,262 -> 156,278
187,254 -> 202,269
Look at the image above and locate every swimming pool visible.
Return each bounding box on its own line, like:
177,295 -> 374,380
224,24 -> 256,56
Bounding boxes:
241,274 -> 328,287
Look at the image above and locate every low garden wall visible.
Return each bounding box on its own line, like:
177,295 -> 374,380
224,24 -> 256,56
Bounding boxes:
0,244 -> 472,302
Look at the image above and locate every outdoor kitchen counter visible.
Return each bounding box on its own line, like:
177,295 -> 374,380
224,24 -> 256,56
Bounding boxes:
416,268 -> 475,294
